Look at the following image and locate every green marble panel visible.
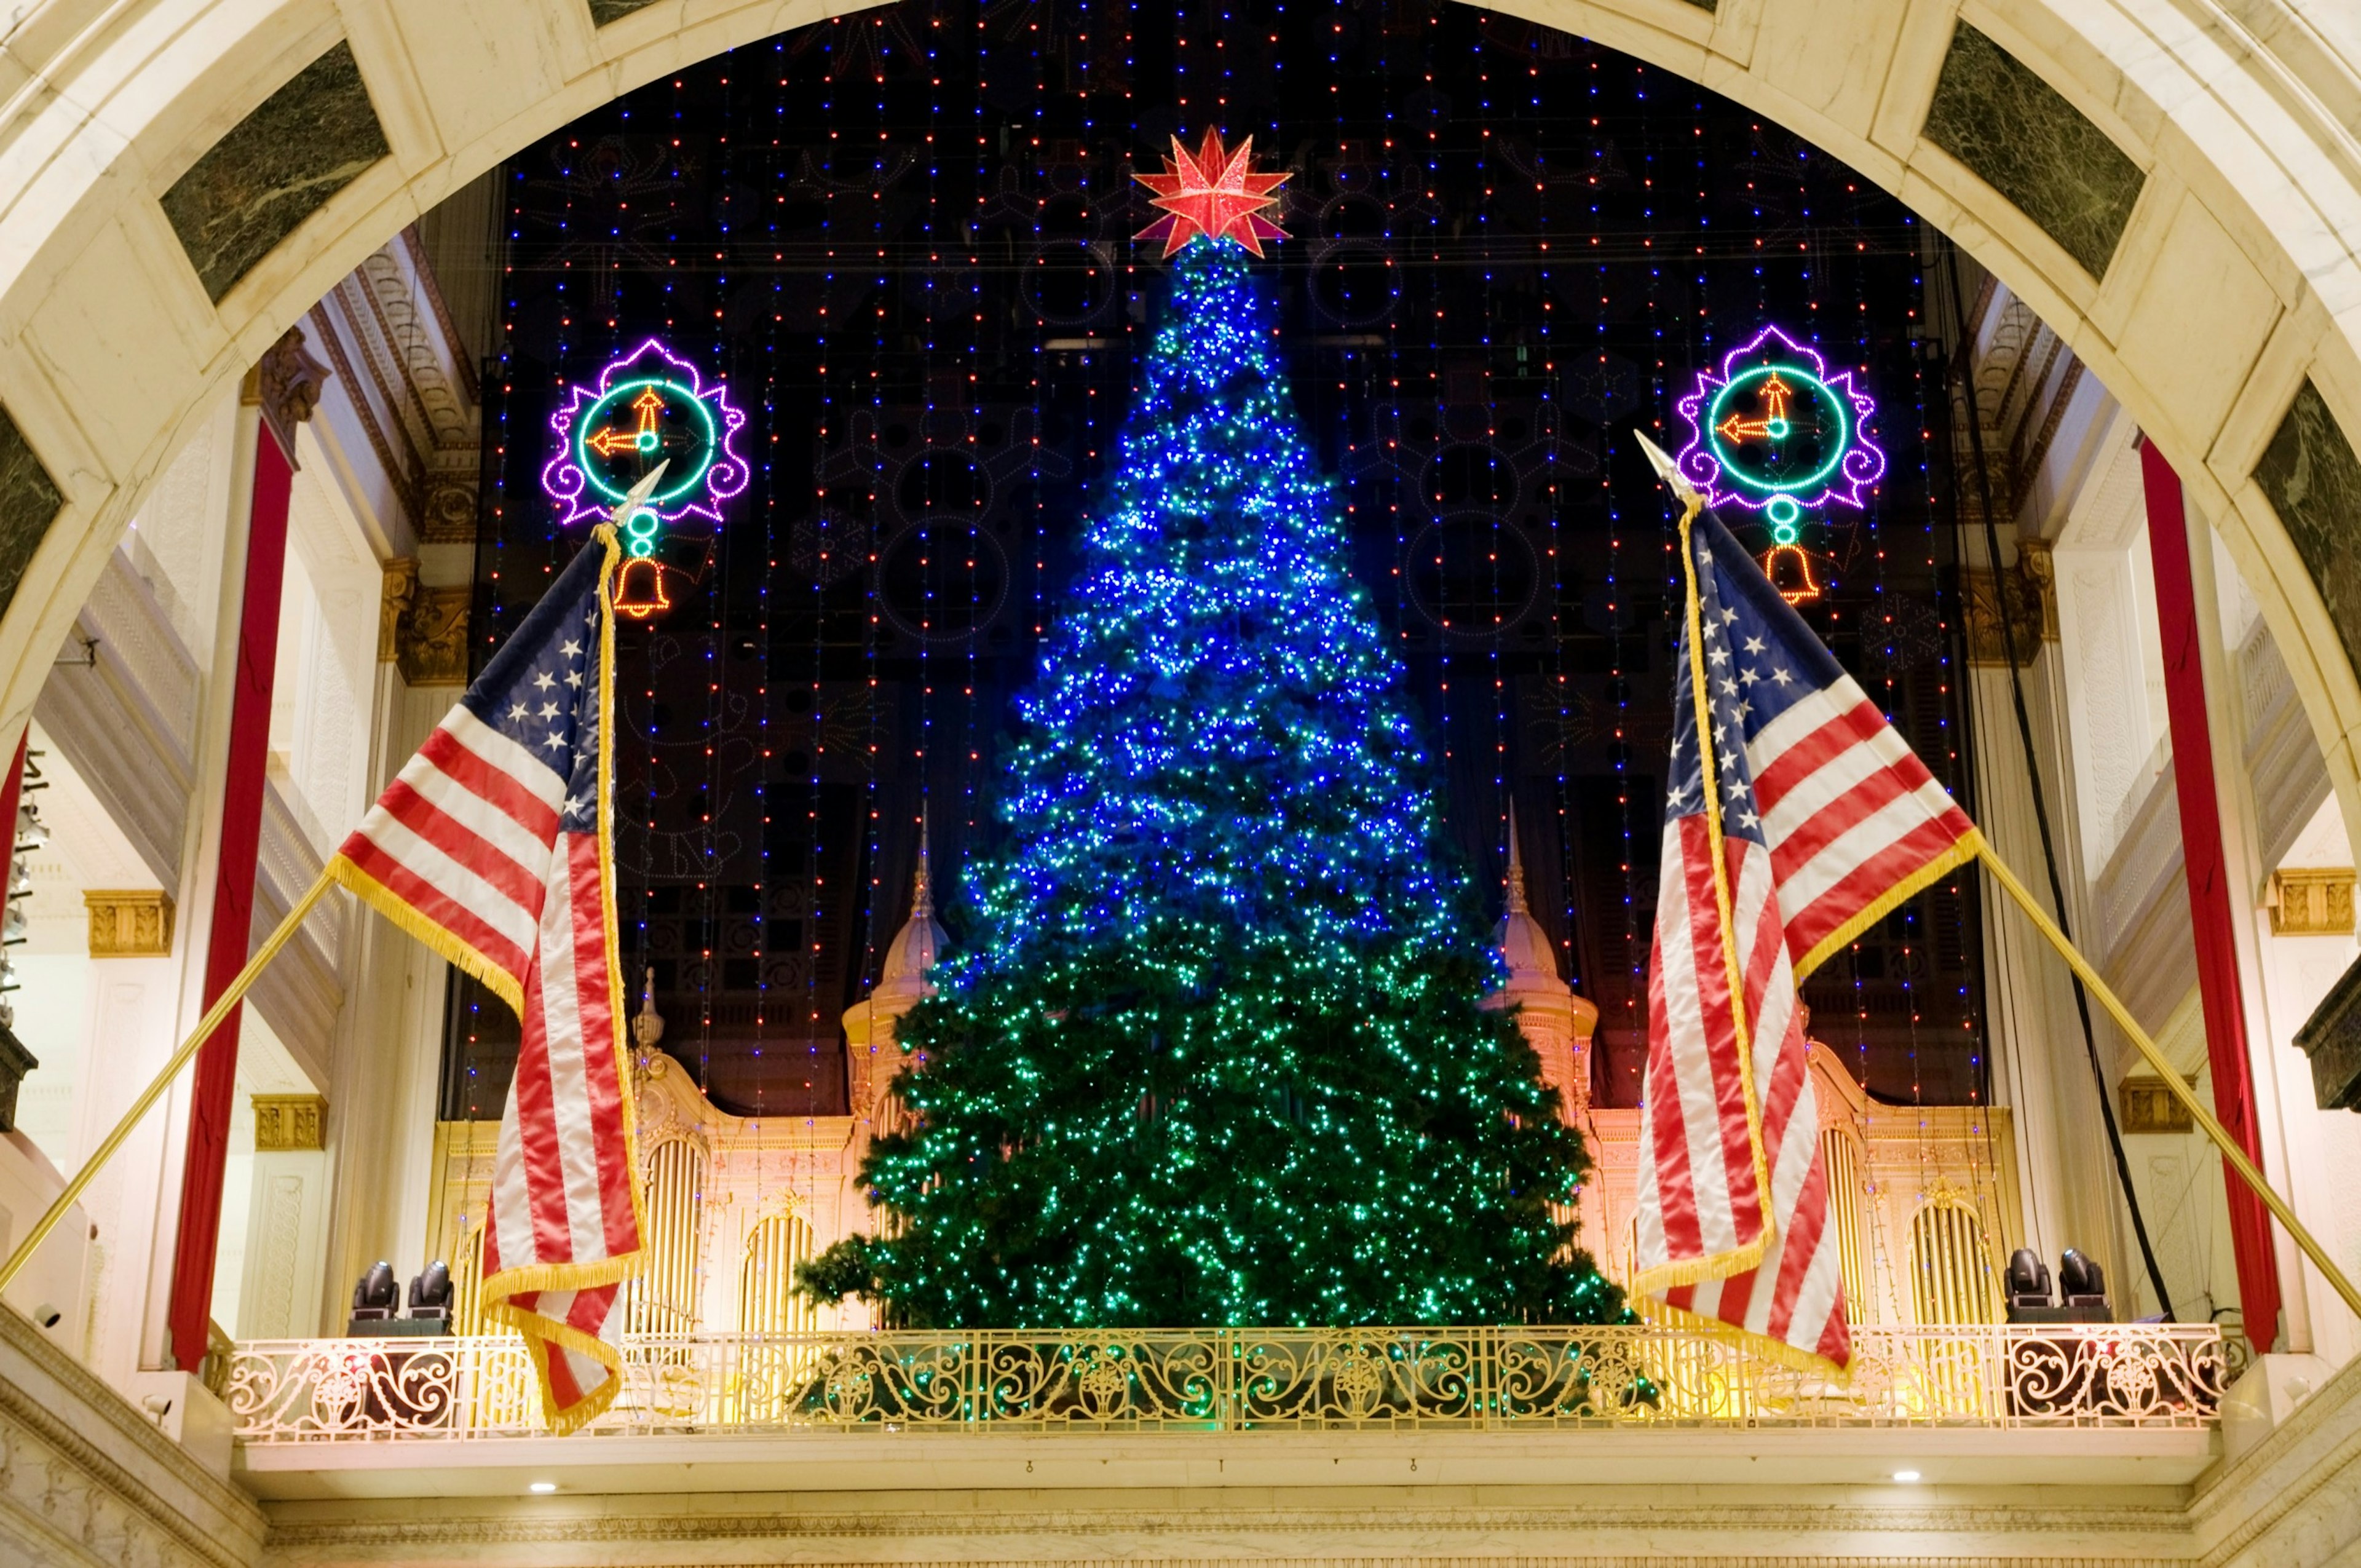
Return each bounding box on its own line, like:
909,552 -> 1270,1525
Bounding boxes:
160,42 -> 390,304
0,406 -> 62,627
590,0 -> 665,23
1922,23 -> 2143,280
2256,379 -> 2361,692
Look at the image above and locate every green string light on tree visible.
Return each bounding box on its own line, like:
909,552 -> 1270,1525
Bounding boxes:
801,141 -> 1624,1329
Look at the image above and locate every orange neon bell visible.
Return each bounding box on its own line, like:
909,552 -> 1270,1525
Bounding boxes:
612,555 -> 671,619
1761,543 -> 1821,605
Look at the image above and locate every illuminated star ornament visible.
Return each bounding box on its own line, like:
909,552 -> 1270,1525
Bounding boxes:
1134,129 -> 1290,257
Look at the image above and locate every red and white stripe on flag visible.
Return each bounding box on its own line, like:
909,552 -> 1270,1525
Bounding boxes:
1634,819 -> 1849,1369
327,532 -> 643,1435
1631,509 -> 1980,1374
1752,674 -> 1980,980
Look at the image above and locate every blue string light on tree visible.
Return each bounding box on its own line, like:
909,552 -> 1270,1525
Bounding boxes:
795,133 -> 1624,1331
1672,323 -> 1885,604
543,338 -> 750,618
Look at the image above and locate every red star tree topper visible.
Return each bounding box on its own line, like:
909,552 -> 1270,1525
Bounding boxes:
1134,129 -> 1291,257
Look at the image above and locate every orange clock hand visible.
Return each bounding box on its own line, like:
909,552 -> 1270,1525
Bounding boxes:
1716,373 -> 1793,444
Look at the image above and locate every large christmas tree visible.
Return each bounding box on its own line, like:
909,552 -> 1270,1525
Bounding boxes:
807,152 -> 1619,1328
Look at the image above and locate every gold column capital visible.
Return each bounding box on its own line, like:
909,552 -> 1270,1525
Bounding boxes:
240,325 -> 331,464
2271,868 -> 2355,936
2119,1074 -> 2199,1135
379,557 -> 419,662
391,582 -> 472,686
252,1094 -> 326,1152
1962,546 -> 2060,667
83,890 -> 173,957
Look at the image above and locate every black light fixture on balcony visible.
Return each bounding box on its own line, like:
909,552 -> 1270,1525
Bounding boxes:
2005,1248 -> 2053,1313
407,1261 -> 453,1325
2060,1249 -> 2111,1313
348,1261 -> 398,1326
2005,1247 -> 2111,1325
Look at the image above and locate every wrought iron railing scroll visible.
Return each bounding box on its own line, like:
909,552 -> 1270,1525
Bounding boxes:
226,1322 -> 2226,1444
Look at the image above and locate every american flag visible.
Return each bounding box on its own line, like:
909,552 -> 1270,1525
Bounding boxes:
1632,506 -> 1977,1371
328,528 -> 643,1434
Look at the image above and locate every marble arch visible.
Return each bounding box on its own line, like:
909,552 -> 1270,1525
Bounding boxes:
0,0 -> 2357,833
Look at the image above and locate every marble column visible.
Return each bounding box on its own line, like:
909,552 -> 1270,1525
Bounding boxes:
1961,543 -> 2126,1304
164,328 -> 326,1371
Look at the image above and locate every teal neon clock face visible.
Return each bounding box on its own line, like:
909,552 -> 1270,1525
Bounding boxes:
572,378 -> 720,512
1674,324 -> 1886,543
542,339 -> 749,538
1703,364 -> 1854,502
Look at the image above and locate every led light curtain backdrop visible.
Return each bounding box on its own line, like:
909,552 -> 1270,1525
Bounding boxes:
442,0 -> 1984,1142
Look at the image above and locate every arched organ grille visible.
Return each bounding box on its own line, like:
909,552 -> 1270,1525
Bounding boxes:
739,1211 -> 818,1336
449,1219 -> 488,1337
1909,1193 -> 2001,1325
630,1138 -> 707,1335
1819,1128 -> 1873,1324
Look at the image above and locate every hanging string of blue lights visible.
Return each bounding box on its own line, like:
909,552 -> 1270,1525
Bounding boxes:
445,0 -> 1982,1138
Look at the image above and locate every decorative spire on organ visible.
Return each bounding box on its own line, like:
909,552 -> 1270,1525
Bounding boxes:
845,810 -> 949,1134
1493,800 -> 1560,987
874,804 -> 945,1011
1482,800 -> 1599,1125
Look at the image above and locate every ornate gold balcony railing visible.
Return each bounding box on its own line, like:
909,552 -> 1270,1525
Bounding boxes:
224,1323 -> 2228,1443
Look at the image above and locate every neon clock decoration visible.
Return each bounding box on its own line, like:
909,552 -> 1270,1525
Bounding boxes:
542,339 -> 748,618
1673,325 -> 1884,604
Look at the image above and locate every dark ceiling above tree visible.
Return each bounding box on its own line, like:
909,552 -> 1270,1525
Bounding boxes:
440,0 -> 1989,1123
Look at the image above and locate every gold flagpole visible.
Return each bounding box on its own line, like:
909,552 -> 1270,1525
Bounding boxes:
1629,432 -> 1777,1289
1628,430 -> 2357,1330
1975,844 -> 2361,1322
0,871 -> 337,1295
0,465 -> 676,1306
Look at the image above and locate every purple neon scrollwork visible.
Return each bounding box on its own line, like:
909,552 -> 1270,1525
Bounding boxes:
541,339 -> 749,529
1672,324 -> 1884,513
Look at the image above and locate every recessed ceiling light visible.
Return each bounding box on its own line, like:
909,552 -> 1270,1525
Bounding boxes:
1892,1470 -> 1921,1483
528,1481 -> 559,1494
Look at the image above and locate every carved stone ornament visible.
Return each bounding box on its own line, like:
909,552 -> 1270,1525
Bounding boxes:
2270,867 -> 2355,936
2119,1074 -> 2197,1135
84,889 -> 174,957
378,556 -> 418,663
2296,951 -> 2361,1112
419,470 -> 479,544
251,1093 -> 326,1152
242,325 -> 331,464
395,584 -> 472,686
1962,538 -> 2058,667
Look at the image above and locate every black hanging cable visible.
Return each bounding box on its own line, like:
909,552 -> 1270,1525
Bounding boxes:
1940,238 -> 2173,1320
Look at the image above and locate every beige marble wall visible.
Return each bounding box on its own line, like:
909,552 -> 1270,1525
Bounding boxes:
0,0 -> 2352,897
0,1292 -> 261,1568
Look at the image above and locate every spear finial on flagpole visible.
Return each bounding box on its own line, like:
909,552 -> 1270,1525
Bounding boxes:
1632,429 -> 1706,525
604,459 -> 669,536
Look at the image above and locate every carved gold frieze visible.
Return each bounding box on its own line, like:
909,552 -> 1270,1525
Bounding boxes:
252,1093 -> 326,1153
379,557 -> 418,663
419,472 -> 478,544
394,584 -> 472,687
2120,1074 -> 2197,1135
84,890 -> 173,957
1961,540 -> 2057,667
2271,868 -> 2355,936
